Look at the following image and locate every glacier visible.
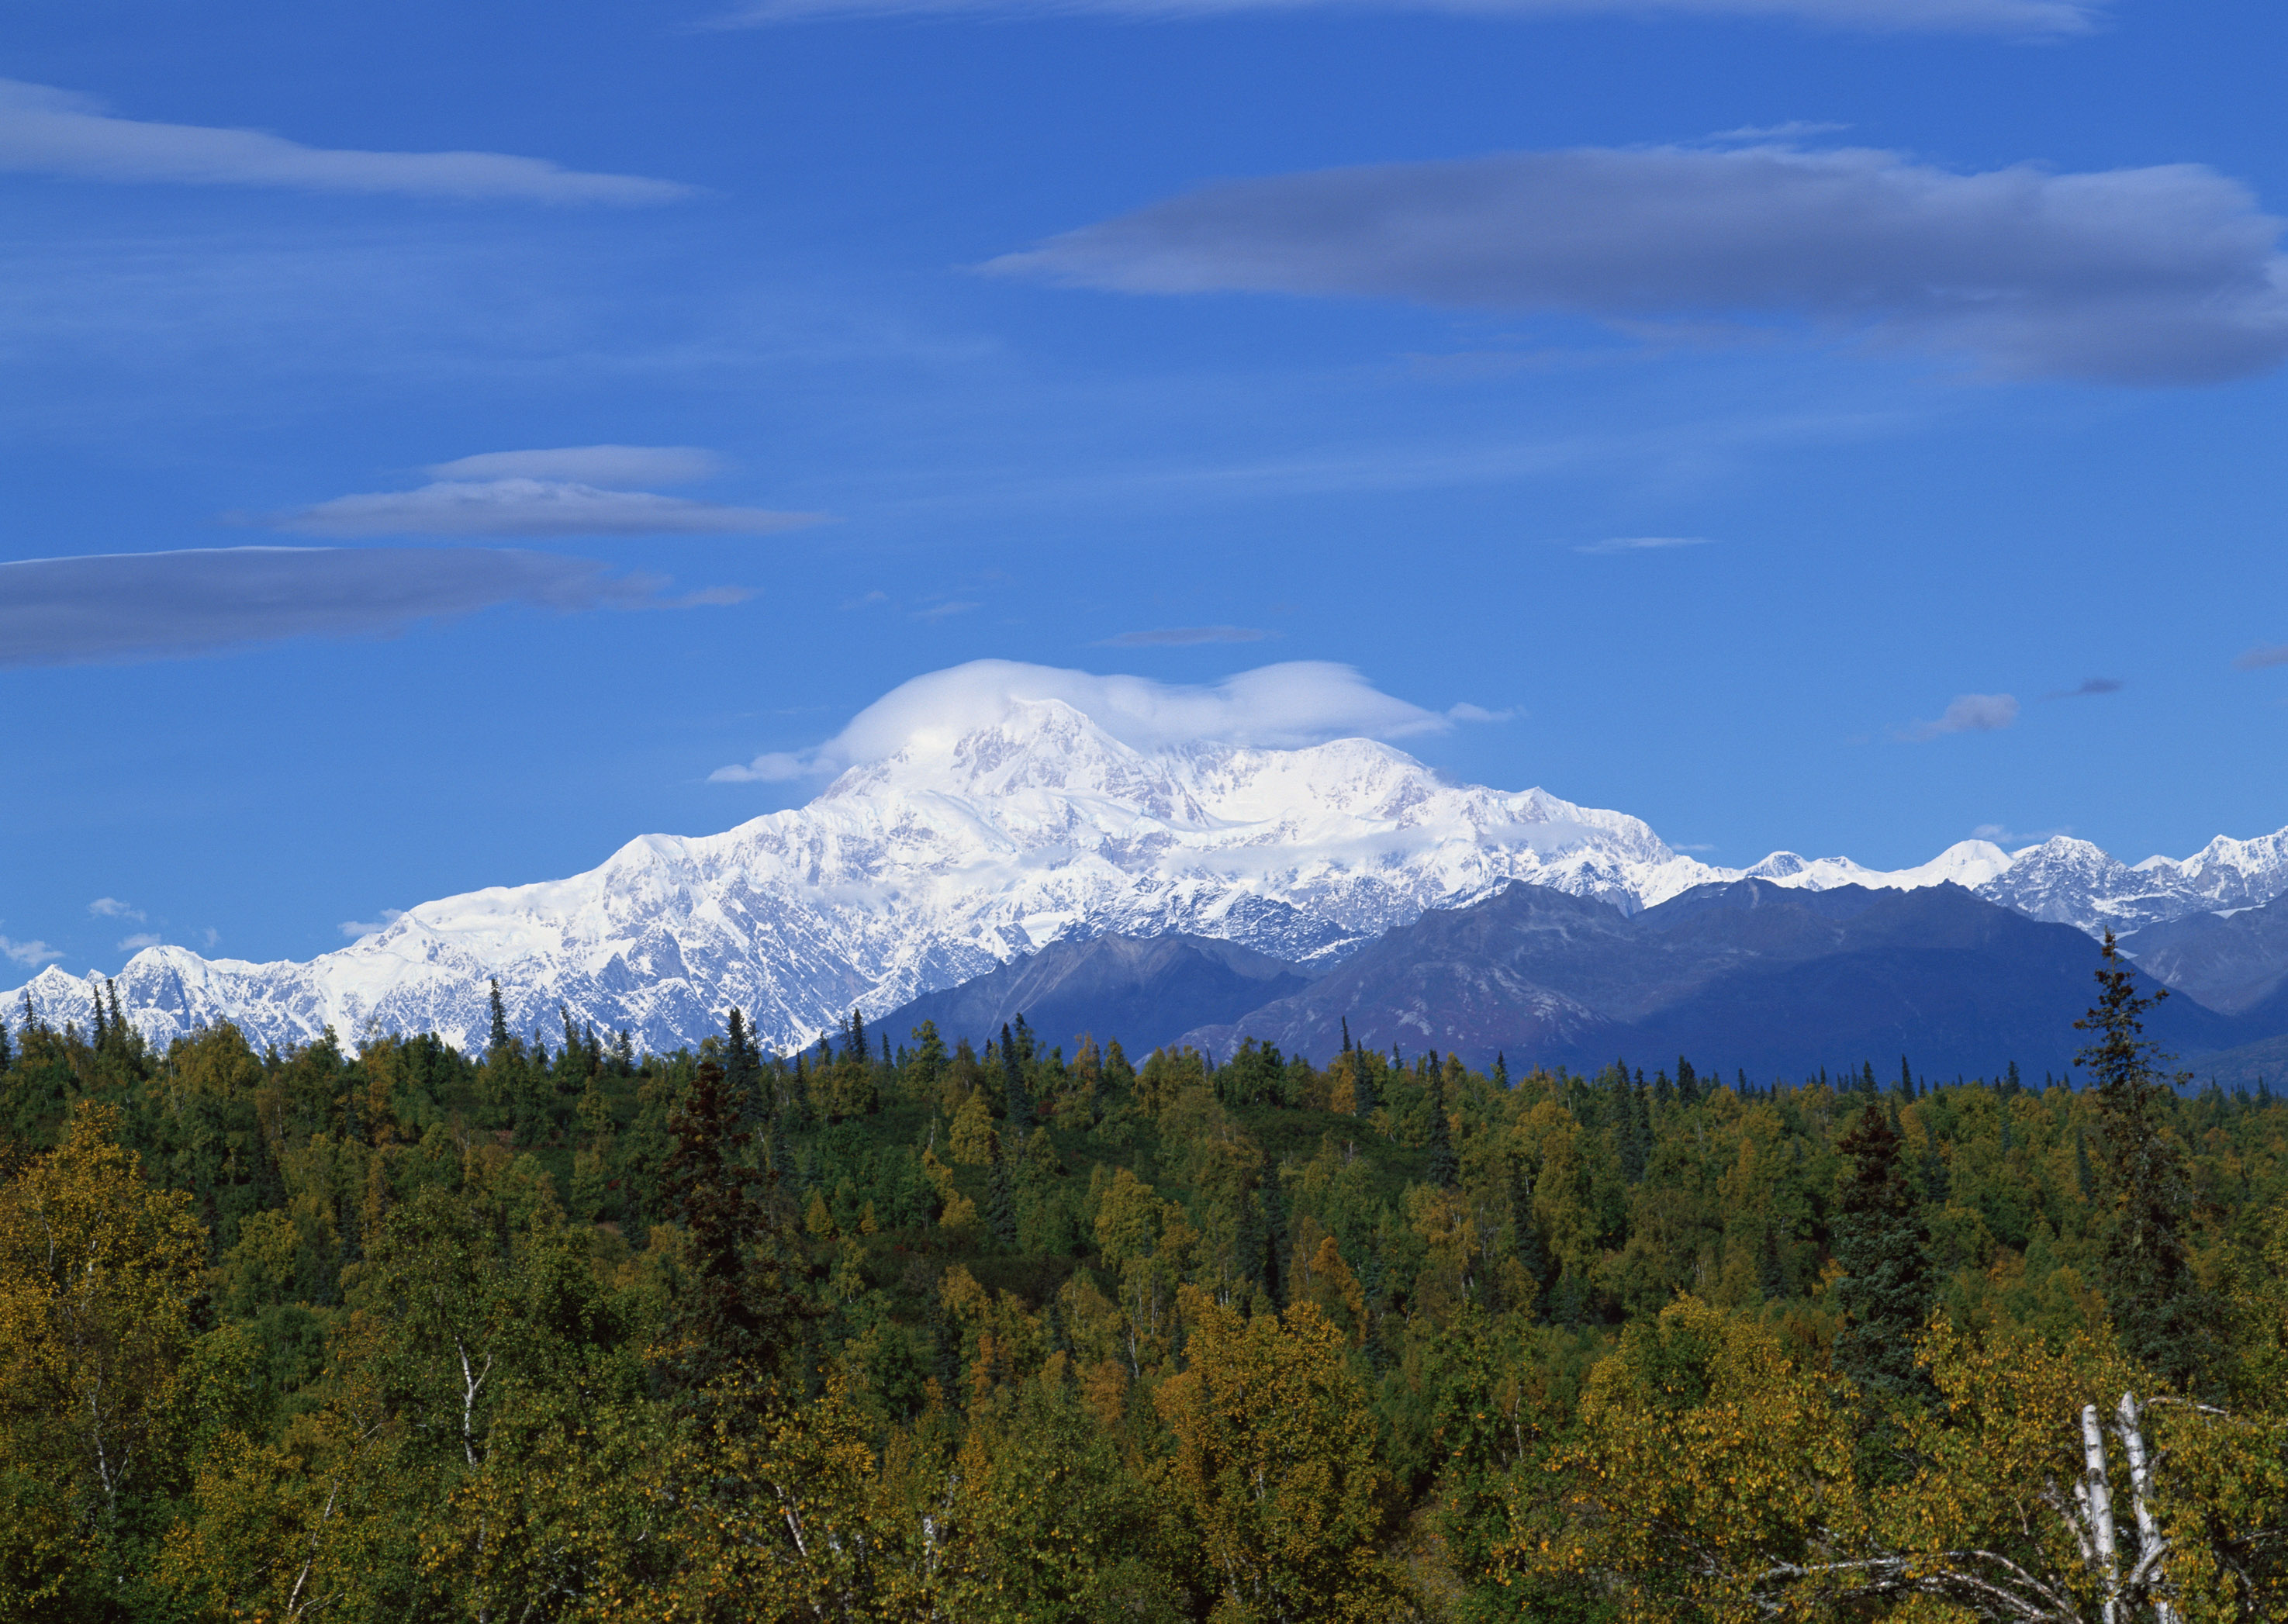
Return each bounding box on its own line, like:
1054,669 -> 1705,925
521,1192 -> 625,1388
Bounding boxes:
9,694 -> 2286,1058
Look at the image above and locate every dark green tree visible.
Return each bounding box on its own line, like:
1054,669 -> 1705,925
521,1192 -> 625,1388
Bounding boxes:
1001,1022 -> 1035,1133
1831,1101 -> 1935,1407
987,1128 -> 1018,1249
486,977 -> 511,1057
661,1059 -> 812,1394
1424,1074 -> 1458,1190
2072,932 -> 2222,1388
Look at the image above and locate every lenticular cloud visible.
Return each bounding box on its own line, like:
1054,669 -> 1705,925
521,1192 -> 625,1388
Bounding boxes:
710,659 -> 1471,782
990,142 -> 2288,385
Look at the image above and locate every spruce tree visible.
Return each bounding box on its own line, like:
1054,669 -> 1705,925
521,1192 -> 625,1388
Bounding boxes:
1001,1023 -> 1034,1132
1257,1147 -> 1290,1307
1920,1118 -> 1950,1204
1832,1101 -> 1935,1406
1756,1221 -> 1789,1301
1353,1049 -> 1379,1117
487,978 -> 512,1058
987,1129 -> 1018,1249
2073,932 -> 2222,1387
662,1060 -> 813,1394
1491,1052 -> 1508,1090
1425,1074 -> 1459,1190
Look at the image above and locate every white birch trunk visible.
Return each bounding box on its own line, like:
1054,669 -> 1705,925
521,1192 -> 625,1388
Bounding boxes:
2081,1402 -> 2120,1624
2116,1391 -> 2175,1624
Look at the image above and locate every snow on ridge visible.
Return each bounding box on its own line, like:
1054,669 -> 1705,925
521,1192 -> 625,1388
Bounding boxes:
8,696 -> 2286,1058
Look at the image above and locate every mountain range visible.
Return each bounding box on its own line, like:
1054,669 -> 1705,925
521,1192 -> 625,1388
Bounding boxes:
9,693 -> 2288,1061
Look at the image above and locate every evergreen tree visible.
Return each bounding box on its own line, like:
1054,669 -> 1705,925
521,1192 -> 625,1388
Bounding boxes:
486,977 -> 511,1057
1676,1056 -> 1702,1107
987,1128 -> 1018,1249
1899,1054 -> 1914,1099
1002,1022 -> 1035,1133
662,1060 -> 812,1394
1614,1074 -> 1647,1185
1353,1049 -> 1379,1117
724,1007 -> 763,1123
0,1014 -> 11,1073
1424,1074 -> 1458,1190
2073,932 -> 2222,1387
1339,1015 -> 1352,1054
1920,1118 -> 1950,1204
1831,1101 -> 1935,1407
1491,1052 -> 1508,1090
1756,1221 -> 1788,1301
1257,1147 -> 1290,1308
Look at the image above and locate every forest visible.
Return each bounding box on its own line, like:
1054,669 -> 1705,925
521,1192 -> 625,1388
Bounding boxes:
2,937 -> 2285,1622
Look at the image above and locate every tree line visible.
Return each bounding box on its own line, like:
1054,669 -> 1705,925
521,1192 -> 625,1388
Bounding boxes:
2,935 -> 2285,1620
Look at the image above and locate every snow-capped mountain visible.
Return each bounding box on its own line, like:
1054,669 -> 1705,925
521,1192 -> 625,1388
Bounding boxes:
8,694 -> 2286,1056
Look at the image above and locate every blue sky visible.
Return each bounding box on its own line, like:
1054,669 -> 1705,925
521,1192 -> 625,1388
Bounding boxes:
4,0 -> 2284,975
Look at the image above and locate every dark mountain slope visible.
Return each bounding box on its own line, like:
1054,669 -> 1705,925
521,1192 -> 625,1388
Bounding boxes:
875,932 -> 1314,1057
2123,892 -> 2288,1017
1180,879 -> 2256,1078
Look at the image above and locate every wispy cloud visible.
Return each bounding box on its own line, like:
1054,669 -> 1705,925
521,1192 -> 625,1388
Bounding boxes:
426,446 -> 722,485
0,79 -> 691,203
2043,676 -> 2123,698
117,932 -> 161,952
728,0 -> 2097,36
1573,535 -> 1716,555
990,142 -> 2288,386
1972,821 -> 2072,845
1905,693 -> 2020,740
340,910 -> 406,941
266,478 -> 824,540
88,897 -> 145,921
1445,702 -> 1517,723
2233,643 -> 2288,672
0,547 -> 744,669
711,659 -> 1463,783
1,935 -> 63,968
1097,625 -> 1272,646
912,600 -> 981,621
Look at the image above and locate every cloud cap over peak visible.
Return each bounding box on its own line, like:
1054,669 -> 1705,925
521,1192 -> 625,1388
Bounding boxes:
990,142 -> 2288,386
0,78 -> 690,203
711,658 -> 1495,781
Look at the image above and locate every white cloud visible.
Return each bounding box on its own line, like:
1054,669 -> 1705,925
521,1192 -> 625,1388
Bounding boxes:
1445,702 -> 1517,722
200,928 -> 221,949
2233,643 -> 2288,672
1573,535 -> 1716,555
339,909 -> 406,941
1972,821 -> 2071,844
990,142 -> 2288,386
711,658 -> 1463,782
728,0 -> 2096,35
1,935 -> 63,967
117,932 -> 161,952
0,79 -> 691,203
268,479 -> 824,540
88,897 -> 144,921
912,599 -> 982,620
1906,693 -> 2019,740
425,446 -> 721,485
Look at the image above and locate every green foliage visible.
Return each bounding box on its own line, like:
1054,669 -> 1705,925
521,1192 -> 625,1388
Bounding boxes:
4,943 -> 2287,1620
